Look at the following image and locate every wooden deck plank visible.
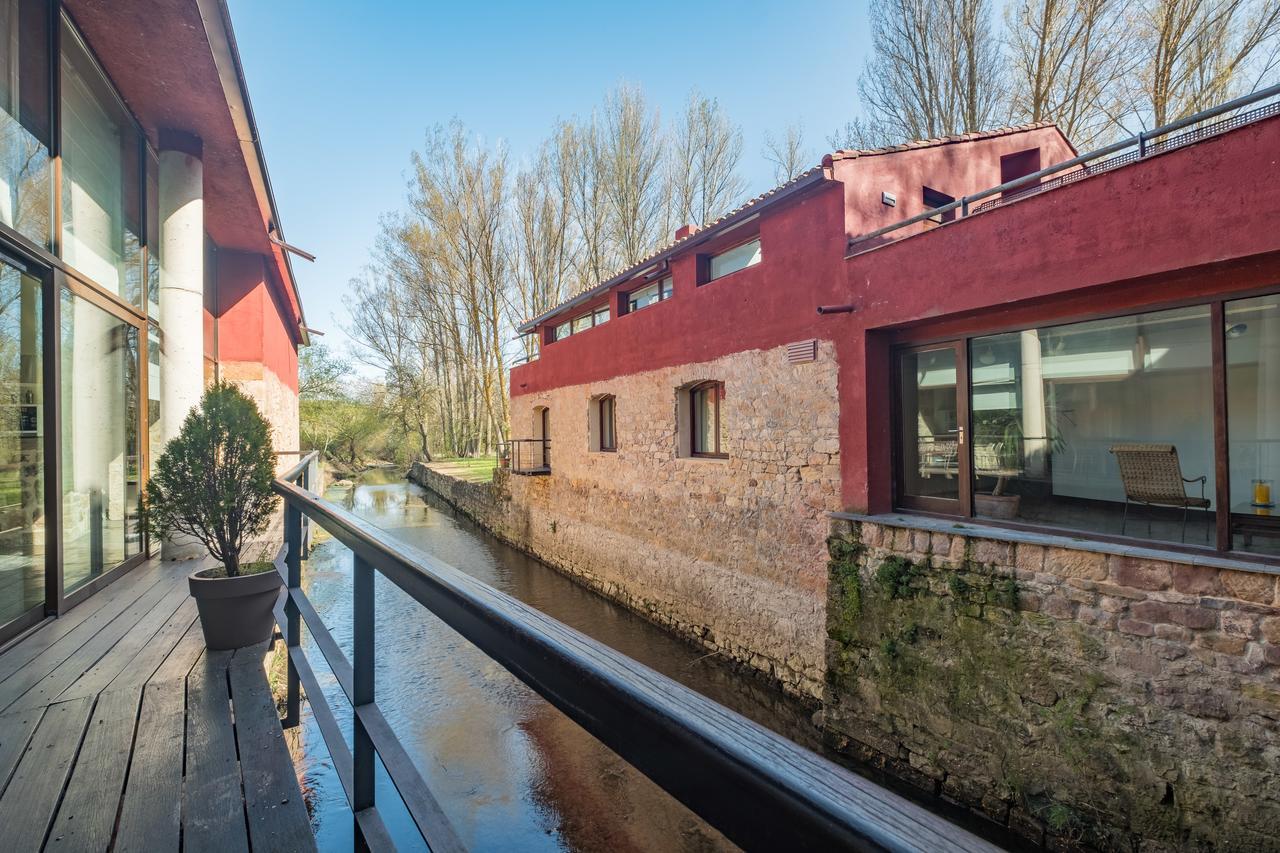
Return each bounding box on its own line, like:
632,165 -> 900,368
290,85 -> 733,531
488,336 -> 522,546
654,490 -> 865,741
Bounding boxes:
0,696 -> 94,850
0,705 -> 44,797
229,642 -> 316,853
44,688 -> 142,852
0,562 -> 164,686
56,582 -> 193,702
182,648 -> 248,853
101,598 -> 199,694
147,617 -> 206,686
1,570 -> 186,713
113,681 -> 186,852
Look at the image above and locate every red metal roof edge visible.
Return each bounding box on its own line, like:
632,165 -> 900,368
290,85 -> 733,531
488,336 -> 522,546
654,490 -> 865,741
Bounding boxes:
826,121 -> 1060,162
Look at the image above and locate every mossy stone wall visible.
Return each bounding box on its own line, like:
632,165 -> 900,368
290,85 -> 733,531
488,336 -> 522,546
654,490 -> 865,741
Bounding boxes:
823,519 -> 1280,851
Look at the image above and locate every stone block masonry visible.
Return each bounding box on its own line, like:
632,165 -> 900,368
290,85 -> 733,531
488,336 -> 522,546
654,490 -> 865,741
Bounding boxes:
824,517 -> 1280,852
418,341 -> 843,700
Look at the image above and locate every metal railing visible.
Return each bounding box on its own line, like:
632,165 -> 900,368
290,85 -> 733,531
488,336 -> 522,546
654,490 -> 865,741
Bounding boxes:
272,451 -> 1000,852
848,82 -> 1280,254
500,438 -> 551,474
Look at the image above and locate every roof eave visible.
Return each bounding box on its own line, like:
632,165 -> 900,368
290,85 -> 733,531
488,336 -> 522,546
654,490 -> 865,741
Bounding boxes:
200,0 -> 309,346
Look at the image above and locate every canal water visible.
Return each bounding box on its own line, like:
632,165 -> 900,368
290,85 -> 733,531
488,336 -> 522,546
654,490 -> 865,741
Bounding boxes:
290,470 -> 996,851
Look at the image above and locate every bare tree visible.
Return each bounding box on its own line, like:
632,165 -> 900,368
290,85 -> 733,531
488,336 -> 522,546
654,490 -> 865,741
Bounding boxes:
1131,0 -> 1280,128
858,0 -> 1007,145
599,84 -> 666,265
763,122 -> 812,183
1005,0 -> 1133,147
668,91 -> 746,227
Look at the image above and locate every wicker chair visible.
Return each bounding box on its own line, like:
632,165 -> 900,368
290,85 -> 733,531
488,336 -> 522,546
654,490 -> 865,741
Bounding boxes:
1109,444 -> 1209,542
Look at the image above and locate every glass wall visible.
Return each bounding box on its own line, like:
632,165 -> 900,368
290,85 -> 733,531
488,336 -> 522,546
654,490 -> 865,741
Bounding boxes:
0,257 -> 41,625
1227,295 -> 1280,556
59,17 -> 144,306
968,306 -> 1214,543
0,0 -> 51,248
61,286 -> 139,593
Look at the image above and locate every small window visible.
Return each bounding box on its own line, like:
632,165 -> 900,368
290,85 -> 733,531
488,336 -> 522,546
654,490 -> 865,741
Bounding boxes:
627,276 -> 673,313
707,239 -> 761,282
571,313 -> 593,334
1000,148 -> 1042,193
554,321 -> 571,341
690,381 -> 726,457
923,187 -> 955,224
598,395 -> 616,451
593,306 -> 610,325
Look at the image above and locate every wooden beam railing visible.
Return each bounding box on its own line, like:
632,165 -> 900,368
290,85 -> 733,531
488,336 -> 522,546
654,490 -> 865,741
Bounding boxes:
272,451 -> 1002,852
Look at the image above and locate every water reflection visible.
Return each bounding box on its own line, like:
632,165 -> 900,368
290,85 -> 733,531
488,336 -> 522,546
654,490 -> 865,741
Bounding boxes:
295,471 -> 840,851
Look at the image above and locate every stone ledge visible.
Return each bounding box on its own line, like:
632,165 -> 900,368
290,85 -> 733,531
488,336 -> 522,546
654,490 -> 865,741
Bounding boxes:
831,511 -> 1280,578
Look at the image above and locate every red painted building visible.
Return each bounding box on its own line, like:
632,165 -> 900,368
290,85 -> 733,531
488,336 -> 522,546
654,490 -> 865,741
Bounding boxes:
500,103 -> 1280,845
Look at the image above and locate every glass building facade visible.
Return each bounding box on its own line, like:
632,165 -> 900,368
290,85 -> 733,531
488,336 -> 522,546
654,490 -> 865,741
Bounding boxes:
0,1 -> 164,641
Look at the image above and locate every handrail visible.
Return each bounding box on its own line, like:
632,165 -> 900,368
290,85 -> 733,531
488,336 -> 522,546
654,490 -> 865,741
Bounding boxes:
848,82 -> 1280,253
272,453 -> 1001,851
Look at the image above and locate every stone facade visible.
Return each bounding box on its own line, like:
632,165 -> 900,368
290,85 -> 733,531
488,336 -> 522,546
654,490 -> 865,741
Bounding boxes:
221,359 -> 300,473
824,517 -> 1280,851
449,341 -> 840,698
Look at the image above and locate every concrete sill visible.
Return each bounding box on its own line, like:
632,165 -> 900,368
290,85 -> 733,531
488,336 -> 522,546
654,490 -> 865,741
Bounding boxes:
831,511 -> 1280,578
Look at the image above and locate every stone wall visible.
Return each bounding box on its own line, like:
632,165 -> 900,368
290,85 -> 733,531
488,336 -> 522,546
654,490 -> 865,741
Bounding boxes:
823,516 -> 1280,851
423,341 -> 842,698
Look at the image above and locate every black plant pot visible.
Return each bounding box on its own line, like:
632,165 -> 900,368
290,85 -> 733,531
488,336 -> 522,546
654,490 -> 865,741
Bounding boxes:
189,567 -> 283,650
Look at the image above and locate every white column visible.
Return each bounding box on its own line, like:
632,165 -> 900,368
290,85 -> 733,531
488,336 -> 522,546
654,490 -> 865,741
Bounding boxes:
157,140 -> 204,561
158,145 -> 204,445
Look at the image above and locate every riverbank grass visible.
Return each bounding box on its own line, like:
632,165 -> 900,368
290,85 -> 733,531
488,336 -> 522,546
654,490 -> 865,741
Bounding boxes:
433,456 -> 498,483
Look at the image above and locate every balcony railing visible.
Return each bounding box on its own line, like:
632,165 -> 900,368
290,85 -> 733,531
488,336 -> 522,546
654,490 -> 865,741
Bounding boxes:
848,82 -> 1280,254
272,451 -> 1001,851
500,438 -> 551,475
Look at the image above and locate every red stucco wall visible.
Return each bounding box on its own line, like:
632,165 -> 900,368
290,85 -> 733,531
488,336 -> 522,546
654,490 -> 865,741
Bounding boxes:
213,249 -> 300,391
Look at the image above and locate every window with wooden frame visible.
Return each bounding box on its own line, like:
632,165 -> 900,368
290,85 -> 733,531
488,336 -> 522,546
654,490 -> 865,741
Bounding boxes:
890,291 -> 1280,564
551,303 -> 609,342
689,381 -> 726,458
597,395 -> 616,452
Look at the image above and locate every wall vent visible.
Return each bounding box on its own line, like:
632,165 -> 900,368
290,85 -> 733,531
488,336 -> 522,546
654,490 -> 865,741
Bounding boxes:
787,339 -> 818,364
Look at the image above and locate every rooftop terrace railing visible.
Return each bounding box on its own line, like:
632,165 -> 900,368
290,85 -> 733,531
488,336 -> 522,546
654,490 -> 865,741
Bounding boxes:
272,452 -> 1002,851
848,82 -> 1280,255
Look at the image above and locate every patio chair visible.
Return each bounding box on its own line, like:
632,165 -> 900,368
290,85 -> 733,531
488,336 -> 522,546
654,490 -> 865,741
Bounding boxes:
1109,444 -> 1209,542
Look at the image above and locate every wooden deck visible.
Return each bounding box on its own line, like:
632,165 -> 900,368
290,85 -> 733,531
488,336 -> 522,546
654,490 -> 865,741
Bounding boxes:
0,558 -> 316,852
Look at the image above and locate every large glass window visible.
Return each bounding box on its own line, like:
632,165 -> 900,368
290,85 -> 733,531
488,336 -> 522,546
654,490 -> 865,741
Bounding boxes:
61,287 -> 140,593
627,277 -> 672,313
59,17 -> 144,305
0,0 -> 52,248
968,306 -> 1214,543
1227,295 -> 1280,556
707,238 -> 761,282
0,257 -> 42,624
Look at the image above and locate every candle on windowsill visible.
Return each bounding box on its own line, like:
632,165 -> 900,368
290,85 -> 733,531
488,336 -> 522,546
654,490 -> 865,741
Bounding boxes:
1254,479 -> 1273,506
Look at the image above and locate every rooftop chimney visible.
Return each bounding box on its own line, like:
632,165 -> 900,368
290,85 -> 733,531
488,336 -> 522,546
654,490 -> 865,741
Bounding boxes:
674,223 -> 700,241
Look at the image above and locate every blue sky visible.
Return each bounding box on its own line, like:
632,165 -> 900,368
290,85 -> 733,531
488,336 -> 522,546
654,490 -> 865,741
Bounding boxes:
227,0 -> 874,360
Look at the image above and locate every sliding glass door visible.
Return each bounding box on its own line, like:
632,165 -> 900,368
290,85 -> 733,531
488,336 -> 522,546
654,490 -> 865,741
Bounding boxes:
895,342 -> 970,512
60,282 -> 141,594
0,254 -> 43,627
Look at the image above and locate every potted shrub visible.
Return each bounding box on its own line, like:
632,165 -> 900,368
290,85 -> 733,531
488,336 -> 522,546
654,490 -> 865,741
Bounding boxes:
146,382 -> 282,650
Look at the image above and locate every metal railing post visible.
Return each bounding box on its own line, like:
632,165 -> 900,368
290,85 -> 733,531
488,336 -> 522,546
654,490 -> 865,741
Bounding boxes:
283,497 -> 302,729
353,553 -> 376,832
